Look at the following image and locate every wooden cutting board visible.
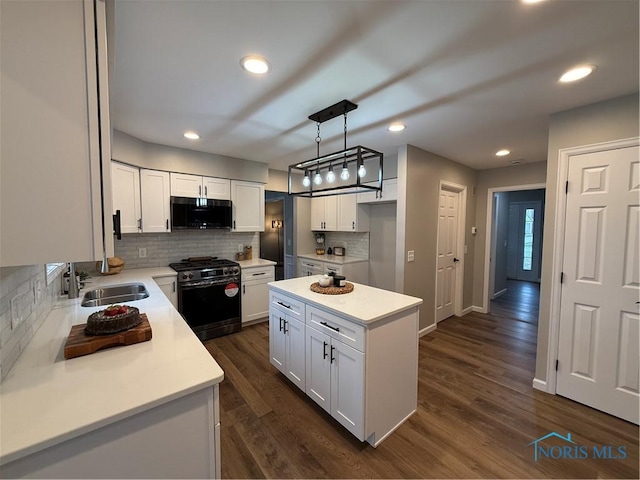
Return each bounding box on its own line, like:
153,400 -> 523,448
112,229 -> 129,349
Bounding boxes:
64,314 -> 152,360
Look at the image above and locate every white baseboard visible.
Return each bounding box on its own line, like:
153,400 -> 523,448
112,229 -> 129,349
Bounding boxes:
472,305 -> 485,313
491,288 -> 507,300
532,378 -> 549,393
419,323 -> 437,337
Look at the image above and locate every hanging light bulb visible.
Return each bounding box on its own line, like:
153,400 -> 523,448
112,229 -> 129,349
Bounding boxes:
358,161 -> 366,178
340,160 -> 350,181
302,170 -> 311,187
326,163 -> 335,183
313,166 -> 322,185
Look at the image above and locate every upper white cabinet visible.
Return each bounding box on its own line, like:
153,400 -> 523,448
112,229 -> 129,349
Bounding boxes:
170,173 -> 230,200
140,169 -> 171,233
337,194 -> 369,232
357,179 -> 397,204
111,162 -> 141,234
231,181 -> 265,232
0,0 -> 113,266
311,196 -> 338,231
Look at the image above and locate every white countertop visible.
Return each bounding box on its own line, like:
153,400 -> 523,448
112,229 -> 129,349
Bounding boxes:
298,253 -> 368,265
0,267 -> 224,465
237,258 -> 276,268
268,276 -> 422,325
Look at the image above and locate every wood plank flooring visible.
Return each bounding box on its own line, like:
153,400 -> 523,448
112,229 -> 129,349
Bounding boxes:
204,308 -> 638,479
491,279 -> 540,324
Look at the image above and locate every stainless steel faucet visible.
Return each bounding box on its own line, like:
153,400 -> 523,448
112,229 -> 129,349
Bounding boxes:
68,262 -> 79,299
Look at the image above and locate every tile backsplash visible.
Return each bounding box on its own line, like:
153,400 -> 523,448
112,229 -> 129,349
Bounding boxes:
323,232 -> 370,259
99,231 -> 260,270
0,265 -> 61,382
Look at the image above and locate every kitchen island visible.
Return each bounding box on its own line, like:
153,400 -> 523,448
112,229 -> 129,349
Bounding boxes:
268,276 -> 422,446
0,268 -> 223,479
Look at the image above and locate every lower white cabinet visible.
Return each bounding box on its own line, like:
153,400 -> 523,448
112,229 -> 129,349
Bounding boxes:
153,274 -> 178,309
268,287 -> 419,446
269,307 -> 306,391
241,265 -> 274,324
306,324 -> 365,439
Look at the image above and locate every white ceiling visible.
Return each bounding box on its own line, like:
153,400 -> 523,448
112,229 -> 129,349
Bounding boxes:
111,0 -> 639,172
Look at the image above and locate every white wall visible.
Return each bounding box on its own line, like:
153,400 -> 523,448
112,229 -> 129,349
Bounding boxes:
368,203 -> 397,291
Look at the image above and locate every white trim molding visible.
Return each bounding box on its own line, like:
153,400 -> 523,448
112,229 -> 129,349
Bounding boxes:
460,306 -> 474,316
546,136 -> 640,395
532,378 -> 549,393
472,306 -> 485,313
419,323 -> 437,337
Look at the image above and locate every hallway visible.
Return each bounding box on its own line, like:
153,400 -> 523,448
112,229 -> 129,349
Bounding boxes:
491,279 -> 540,325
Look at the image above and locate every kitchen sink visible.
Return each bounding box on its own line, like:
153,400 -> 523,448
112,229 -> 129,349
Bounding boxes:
81,283 -> 149,307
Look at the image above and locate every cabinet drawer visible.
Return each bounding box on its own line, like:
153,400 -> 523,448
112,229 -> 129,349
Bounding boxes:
270,291 -> 305,320
306,305 -> 365,352
242,266 -> 274,282
299,258 -> 323,270
323,263 -> 342,275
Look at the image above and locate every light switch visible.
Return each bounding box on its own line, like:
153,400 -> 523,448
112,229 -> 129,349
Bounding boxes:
407,250 -> 415,262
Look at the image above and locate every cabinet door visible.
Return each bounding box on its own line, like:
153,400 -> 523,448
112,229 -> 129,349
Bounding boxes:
269,311 -> 286,374
324,196 -> 338,231
331,340 -> 365,440
111,162 -> 141,233
285,315 -> 306,390
324,263 -> 343,276
203,177 -> 230,200
305,326 -> 331,413
0,0 -> 113,265
242,280 -> 271,323
310,197 -> 325,230
337,194 -> 357,231
140,169 -> 171,233
153,275 -> 178,309
170,173 -> 202,198
231,181 -> 265,232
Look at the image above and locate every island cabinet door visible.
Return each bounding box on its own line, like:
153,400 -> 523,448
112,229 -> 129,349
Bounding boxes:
305,326 -> 331,413
285,316 -> 306,390
331,340 -> 365,441
269,311 -> 286,374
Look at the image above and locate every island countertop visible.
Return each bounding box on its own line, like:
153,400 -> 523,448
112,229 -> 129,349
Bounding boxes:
268,276 -> 422,325
0,267 -> 224,466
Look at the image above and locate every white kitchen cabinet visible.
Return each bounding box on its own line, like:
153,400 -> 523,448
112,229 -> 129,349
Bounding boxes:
268,278 -> 420,446
357,178 -> 397,204
231,180 -> 265,232
241,265 -> 274,324
111,162 -> 141,234
296,256 -> 369,284
298,258 -> 324,277
1,0 -> 113,266
170,173 -> 230,200
337,194 -> 370,232
311,196 -> 337,231
140,169 -> 171,233
306,324 -> 365,439
269,294 -> 306,391
153,274 -> 178,309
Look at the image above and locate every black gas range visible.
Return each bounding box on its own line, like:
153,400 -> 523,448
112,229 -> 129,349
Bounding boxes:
169,257 -> 241,341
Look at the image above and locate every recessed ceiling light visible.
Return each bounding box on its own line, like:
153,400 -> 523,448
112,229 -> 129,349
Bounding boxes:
496,149 -> 510,156
521,0 -> 546,4
388,123 -> 406,132
240,55 -> 270,75
559,65 -> 596,83
184,131 -> 200,140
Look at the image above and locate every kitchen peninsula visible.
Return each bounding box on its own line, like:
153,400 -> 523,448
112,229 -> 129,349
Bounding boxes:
268,276 -> 422,446
0,268 -> 223,479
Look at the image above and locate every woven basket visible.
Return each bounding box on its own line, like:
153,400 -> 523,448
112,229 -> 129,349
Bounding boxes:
96,256 -> 125,275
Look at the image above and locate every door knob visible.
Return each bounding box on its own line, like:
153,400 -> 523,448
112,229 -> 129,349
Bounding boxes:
453,257 -> 460,263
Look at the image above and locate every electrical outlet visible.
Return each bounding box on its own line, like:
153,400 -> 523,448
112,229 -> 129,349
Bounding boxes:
464,245 -> 468,254
138,248 -> 147,258
10,295 -> 22,330
33,279 -> 43,305
407,250 -> 415,262
238,244 -> 243,252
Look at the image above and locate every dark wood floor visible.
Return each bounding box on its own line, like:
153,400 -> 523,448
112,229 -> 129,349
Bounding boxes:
491,279 -> 540,324
204,302 -> 638,478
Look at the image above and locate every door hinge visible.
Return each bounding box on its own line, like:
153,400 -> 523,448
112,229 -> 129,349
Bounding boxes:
555,359 -> 559,371
560,272 -> 564,283
565,181 -> 569,194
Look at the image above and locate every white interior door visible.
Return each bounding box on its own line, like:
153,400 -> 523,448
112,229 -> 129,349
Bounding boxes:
436,188 -> 459,322
557,145 -> 639,424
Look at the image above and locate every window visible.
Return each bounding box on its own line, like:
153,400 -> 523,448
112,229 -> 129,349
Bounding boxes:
522,208 -> 534,271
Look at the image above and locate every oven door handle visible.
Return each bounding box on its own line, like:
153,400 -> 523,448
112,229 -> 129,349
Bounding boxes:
181,280 -> 237,289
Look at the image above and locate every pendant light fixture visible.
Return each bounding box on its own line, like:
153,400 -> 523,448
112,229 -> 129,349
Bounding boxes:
288,99 -> 383,197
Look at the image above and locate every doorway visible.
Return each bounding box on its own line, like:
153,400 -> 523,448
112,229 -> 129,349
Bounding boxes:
483,185 -> 545,314
261,191 -> 293,281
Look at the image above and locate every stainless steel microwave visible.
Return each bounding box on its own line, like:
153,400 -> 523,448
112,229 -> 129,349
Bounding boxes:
171,196 -> 232,229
